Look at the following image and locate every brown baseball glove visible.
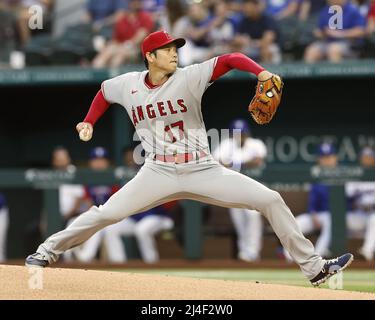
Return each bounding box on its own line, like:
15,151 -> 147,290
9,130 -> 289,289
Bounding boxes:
248,74 -> 284,125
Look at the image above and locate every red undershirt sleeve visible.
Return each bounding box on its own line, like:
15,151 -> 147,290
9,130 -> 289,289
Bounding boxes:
83,89 -> 111,126
210,53 -> 265,82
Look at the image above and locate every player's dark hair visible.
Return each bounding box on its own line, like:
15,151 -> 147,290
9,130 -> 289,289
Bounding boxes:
51,145 -> 71,165
52,145 -> 69,155
144,50 -> 157,69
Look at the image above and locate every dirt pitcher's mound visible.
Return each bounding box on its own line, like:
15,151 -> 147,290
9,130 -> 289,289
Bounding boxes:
0,265 -> 374,300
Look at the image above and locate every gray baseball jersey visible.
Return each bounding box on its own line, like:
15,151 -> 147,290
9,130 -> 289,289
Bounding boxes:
35,59 -> 325,280
102,58 -> 216,155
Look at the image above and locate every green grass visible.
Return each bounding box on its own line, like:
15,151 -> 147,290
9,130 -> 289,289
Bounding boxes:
116,269 -> 375,293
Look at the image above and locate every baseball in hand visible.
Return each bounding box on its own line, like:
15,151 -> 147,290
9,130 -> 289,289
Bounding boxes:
76,122 -> 93,141
79,128 -> 91,141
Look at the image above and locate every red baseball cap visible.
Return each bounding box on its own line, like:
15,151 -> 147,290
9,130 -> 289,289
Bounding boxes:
141,30 -> 186,58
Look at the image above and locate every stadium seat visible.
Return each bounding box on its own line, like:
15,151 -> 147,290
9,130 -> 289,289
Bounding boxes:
278,16 -> 300,60
363,33 -> 375,58
24,34 -> 54,66
294,16 -> 318,60
0,10 -> 17,64
50,24 -> 96,65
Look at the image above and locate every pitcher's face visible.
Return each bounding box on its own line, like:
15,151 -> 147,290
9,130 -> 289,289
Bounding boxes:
152,43 -> 178,74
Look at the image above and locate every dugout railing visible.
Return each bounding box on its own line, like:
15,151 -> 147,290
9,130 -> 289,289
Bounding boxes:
1,165 -> 374,259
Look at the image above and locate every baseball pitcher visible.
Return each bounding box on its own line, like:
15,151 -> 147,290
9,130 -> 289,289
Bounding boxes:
26,30 -> 353,286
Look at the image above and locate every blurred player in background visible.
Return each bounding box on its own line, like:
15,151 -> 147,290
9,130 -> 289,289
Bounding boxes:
24,146 -> 80,254
359,145 -> 375,168
51,146 -> 75,171
285,142 -> 338,260
0,193 -> 9,263
50,146 -> 87,262
51,146 -> 85,223
213,118 -> 266,262
346,146 -> 375,261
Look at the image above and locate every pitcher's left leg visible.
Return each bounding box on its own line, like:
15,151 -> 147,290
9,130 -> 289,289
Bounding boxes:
183,164 -> 324,280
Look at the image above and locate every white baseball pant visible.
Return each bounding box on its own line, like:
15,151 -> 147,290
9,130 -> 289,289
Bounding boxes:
229,208 -> 262,261
37,156 -> 324,280
0,208 -> 9,262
